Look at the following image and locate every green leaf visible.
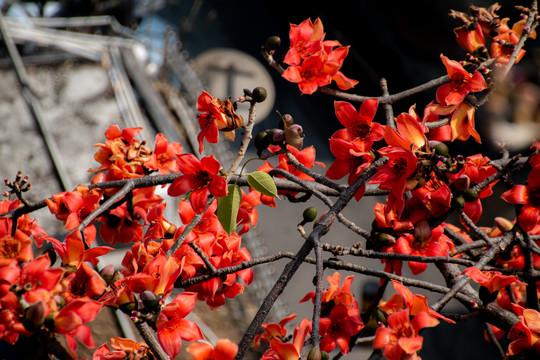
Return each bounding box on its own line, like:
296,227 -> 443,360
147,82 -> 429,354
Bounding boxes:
247,171 -> 279,198
217,184 -> 242,235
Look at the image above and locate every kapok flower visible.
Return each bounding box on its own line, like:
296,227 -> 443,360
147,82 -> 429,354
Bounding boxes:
143,133 -> 183,174
261,318 -> 312,360
284,17 -> 325,66
94,337 -> 151,360
254,314 -> 298,347
167,154 -> 227,213
454,24 -> 486,53
187,339 -> 238,360
326,139 -> 374,201
331,99 -> 383,151
283,53 -> 338,95
197,91 -> 243,154
501,165 -> 540,232
506,304 -> 540,358
460,267 -> 526,293
436,55 -> 487,106
373,308 -> 438,360
156,292 -> 204,359
370,147 -> 418,216
300,272 -> 364,354
53,298 -> 103,357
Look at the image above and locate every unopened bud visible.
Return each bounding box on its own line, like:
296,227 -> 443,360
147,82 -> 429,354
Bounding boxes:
463,188 -> 479,202
452,195 -> 465,208
454,175 -> 470,191
494,217 -> 513,232
432,142 -> 449,157
307,347 -> 321,360
142,290 -> 161,313
414,220 -> 432,244
265,36 -> 281,51
377,233 -> 396,246
271,129 -> 285,144
23,301 -> 46,331
302,207 -> 317,223
252,87 -> 267,103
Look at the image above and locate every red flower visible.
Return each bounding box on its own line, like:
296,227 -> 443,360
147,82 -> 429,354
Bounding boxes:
168,154 -> 227,213
501,165 -> 540,231
54,298 -> 103,357
187,340 -> 238,360
94,337 -> 151,360
254,314 -> 298,347
143,133 -> 183,174
370,147 -> 418,215
196,91 -> 243,153
326,139 -> 373,201
373,309 -> 437,360
461,267 -> 526,293
300,272 -> 364,354
283,54 -> 337,95
436,55 -> 487,106
261,318 -> 312,360
506,305 -> 540,358
331,99 -> 383,150
283,17 -> 325,66
156,292 -> 204,359
454,24 -> 485,53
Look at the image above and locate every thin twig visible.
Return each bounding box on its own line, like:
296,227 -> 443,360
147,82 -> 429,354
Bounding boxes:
311,241 -> 323,348
134,321 -> 170,360
380,78 -> 395,129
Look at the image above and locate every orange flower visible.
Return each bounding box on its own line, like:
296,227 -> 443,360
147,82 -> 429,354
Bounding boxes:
506,305 -> 540,358
501,165 -> 540,231
187,340 -> 238,360
143,133 -> 183,174
461,267 -> 526,293
262,318 -> 312,360
436,55 -> 487,106
94,337 -> 151,360
196,91 -> 243,153
156,292 -> 203,359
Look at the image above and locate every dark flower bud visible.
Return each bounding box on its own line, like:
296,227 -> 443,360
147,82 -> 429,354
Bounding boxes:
270,129 -> 285,144
302,207 -> 317,223
252,87 -> 267,103
142,291 -> 161,313
254,130 -> 270,157
307,347 -> 321,360
23,301 -> 46,331
432,142 -> 449,157
454,175 -> 470,191
265,36 -> 281,51
463,188 -> 479,202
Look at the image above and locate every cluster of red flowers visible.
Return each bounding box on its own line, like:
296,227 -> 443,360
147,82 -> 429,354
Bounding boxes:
374,281 -> 455,360
281,18 -> 358,94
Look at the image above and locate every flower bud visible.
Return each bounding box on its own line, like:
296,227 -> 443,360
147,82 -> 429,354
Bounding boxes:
270,129 -> 285,144
494,217 -> 513,232
414,220 -> 432,245
452,195 -> 465,208
251,87 -> 267,103
307,347 -> 321,360
265,36 -> 281,51
120,301 -> 137,315
302,207 -> 317,223
432,142 -> 449,157
454,174 -> 470,191
23,301 -> 46,331
142,290 -> 161,313
463,188 -> 479,202
254,130 -> 270,156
